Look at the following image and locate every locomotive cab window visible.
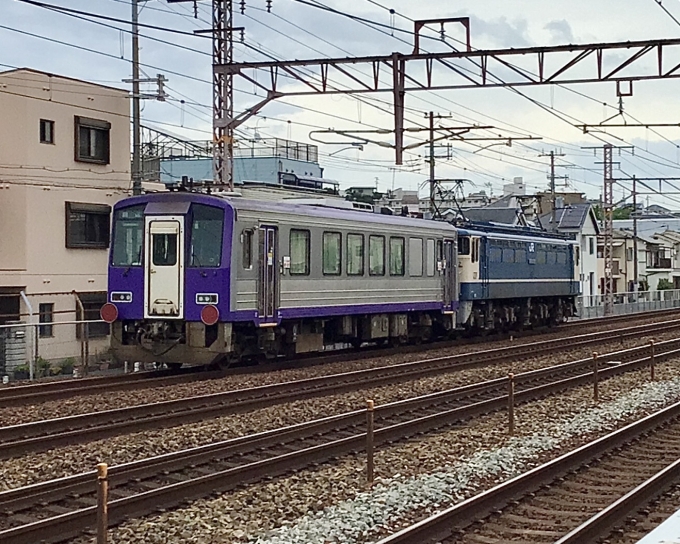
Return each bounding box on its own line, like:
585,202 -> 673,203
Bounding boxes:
347,233 -> 364,276
290,229 -> 310,275
458,236 -> 470,256
369,235 -> 385,276
111,205 -> 145,266
471,238 -> 479,263
189,204 -> 223,267
323,232 -> 341,275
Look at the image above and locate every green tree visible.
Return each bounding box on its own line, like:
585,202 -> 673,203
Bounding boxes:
657,278 -> 673,290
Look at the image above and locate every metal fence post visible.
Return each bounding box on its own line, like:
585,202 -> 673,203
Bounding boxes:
97,462 -> 108,544
650,339 -> 656,381
508,373 -> 515,436
592,352 -> 599,404
366,399 -> 375,485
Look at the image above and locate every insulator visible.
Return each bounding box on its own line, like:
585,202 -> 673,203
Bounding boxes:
266,0 -> 272,13
240,0 -> 246,14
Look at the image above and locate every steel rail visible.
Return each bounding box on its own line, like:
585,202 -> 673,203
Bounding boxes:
1,307 -> 676,408
0,318 -> 676,459
1,339 -> 679,544
377,399 -> 680,544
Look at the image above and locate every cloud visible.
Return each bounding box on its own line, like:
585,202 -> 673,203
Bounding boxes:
467,15 -> 532,48
545,19 -> 575,44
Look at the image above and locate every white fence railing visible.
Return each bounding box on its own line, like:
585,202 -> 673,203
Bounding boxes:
575,289 -> 680,319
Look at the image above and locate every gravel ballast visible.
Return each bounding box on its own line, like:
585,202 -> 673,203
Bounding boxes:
70,360 -> 680,544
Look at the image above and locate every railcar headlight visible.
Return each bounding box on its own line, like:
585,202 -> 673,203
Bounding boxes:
111,292 -> 133,303
196,293 -> 219,304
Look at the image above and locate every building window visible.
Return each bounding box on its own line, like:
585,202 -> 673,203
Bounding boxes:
76,292 -> 109,338
242,229 -> 253,269
626,247 -> 634,261
40,119 -> 54,144
289,229 -> 310,275
589,237 -> 595,255
322,232 -> 341,275
65,202 -> 111,249
369,235 -> 385,276
38,303 -> 54,338
389,237 -> 405,276
347,233 -> 364,276
75,116 -> 110,164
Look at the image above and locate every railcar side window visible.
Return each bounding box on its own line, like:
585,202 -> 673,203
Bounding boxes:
458,236 -> 470,255
369,235 -> 385,276
389,237 -> 405,276
323,232 -> 342,275
409,238 -> 423,276
189,204 -> 224,267
426,239 -> 435,276
290,229 -> 310,275
242,229 -> 253,269
111,205 -> 144,266
347,233 -> 364,275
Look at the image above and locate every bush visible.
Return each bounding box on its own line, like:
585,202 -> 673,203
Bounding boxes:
657,278 -> 674,291
60,358 -> 75,374
36,357 -> 51,377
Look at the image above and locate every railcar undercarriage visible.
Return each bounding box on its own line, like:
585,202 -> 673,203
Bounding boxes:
109,296 -> 575,367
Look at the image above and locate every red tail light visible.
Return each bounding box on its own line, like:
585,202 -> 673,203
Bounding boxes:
100,303 -> 118,323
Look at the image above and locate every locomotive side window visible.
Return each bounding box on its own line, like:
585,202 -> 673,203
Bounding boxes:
389,237 -> 405,276
537,250 -> 546,264
409,238 -> 423,276
426,239 -> 435,276
290,229 -> 310,275
557,251 -> 567,265
189,204 -> 223,267
369,235 -> 385,276
458,236 -> 470,255
111,205 -> 144,266
547,251 -> 557,265
323,232 -> 342,275
242,229 -> 253,269
502,248 -> 514,263
347,233 -> 364,276
515,249 -> 526,262
489,247 -> 502,263
152,233 -> 178,266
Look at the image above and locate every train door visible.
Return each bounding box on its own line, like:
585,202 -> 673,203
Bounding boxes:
145,216 -> 184,318
442,238 -> 457,311
257,226 -> 278,323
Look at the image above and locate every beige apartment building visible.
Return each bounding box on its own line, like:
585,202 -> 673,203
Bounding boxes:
0,68 -> 130,375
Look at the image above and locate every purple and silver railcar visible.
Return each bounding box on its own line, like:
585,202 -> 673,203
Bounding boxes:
102,192 -> 459,366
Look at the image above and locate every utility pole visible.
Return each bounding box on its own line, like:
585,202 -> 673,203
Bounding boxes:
429,111 -> 435,214
131,0 -> 142,196
632,175 -> 638,296
539,150 -> 566,229
603,144 -> 614,316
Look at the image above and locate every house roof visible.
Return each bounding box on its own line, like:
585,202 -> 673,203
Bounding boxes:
539,203 -> 600,234
0,67 -> 127,93
461,207 -> 521,225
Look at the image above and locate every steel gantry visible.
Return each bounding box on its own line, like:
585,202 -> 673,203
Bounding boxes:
218,35 -> 680,169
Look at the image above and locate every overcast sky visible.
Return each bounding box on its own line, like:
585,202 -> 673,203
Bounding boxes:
5,0 -> 680,208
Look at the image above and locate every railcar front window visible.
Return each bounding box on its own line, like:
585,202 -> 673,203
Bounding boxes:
389,237 -> 405,276
347,234 -> 364,275
111,205 -> 144,266
369,235 -> 385,276
323,232 -> 341,275
290,229 -> 310,275
152,233 -> 178,266
190,204 -> 224,267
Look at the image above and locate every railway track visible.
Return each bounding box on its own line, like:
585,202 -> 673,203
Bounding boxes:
0,335 -> 678,544
378,400 -> 680,544
1,307 -> 677,409
1,317 -> 678,459
0,318 -> 677,459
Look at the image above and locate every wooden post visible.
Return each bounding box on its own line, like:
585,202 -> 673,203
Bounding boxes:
508,373 -> 515,436
650,339 -> 656,381
593,352 -> 599,404
97,463 -> 108,544
366,399 -> 375,485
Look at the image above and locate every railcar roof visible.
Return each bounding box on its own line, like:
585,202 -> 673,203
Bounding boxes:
116,191 -> 456,233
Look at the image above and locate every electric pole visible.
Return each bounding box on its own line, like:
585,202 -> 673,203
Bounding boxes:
429,111 -> 435,214
603,144 -> 614,316
632,175 -> 638,296
539,150 -> 566,229
131,0 -> 142,196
